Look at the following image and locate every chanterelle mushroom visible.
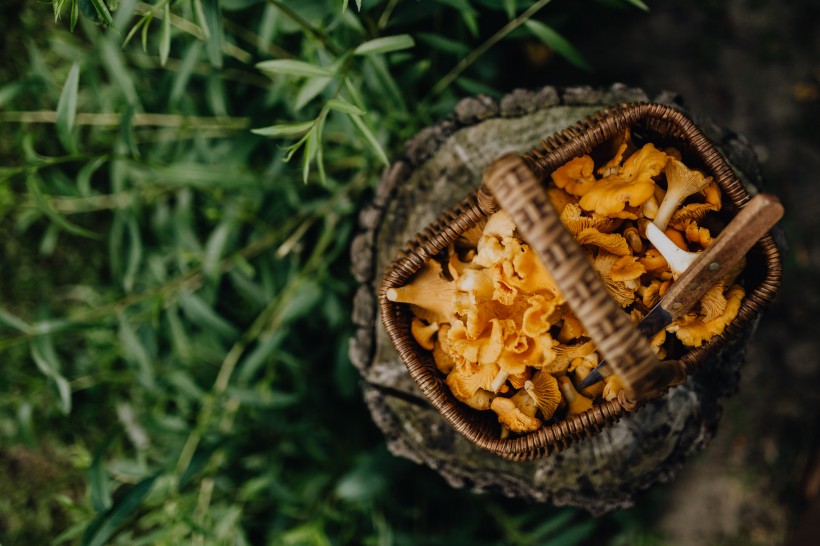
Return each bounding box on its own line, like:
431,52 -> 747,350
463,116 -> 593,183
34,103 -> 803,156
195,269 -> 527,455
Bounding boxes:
386,260 -> 456,323
653,157 -> 712,230
579,143 -> 667,218
644,222 -> 699,278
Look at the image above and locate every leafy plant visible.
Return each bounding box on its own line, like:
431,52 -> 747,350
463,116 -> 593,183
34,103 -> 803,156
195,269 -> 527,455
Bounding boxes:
0,0 -> 657,544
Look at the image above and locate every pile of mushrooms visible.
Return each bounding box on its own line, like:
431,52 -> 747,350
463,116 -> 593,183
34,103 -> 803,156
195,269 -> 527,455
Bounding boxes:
387,130 -> 746,436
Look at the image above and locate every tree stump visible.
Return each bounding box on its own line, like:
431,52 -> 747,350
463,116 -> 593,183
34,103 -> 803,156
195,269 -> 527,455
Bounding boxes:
349,84 -> 768,515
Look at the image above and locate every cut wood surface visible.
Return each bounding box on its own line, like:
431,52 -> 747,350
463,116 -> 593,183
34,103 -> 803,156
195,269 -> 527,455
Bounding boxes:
349,84 -> 767,514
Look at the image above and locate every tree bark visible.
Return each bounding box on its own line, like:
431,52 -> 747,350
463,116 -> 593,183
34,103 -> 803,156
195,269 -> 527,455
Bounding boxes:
349,84 -> 767,514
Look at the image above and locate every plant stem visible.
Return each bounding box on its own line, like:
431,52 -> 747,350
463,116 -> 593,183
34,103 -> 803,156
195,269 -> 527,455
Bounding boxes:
429,0 -> 554,97
265,0 -> 341,56
0,111 -> 250,130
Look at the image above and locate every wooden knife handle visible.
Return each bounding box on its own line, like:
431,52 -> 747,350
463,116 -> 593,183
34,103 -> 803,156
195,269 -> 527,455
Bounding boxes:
481,154 -> 659,400
659,193 -> 784,317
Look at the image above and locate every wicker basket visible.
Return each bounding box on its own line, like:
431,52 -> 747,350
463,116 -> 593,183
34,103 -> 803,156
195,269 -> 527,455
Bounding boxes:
380,102 -> 782,461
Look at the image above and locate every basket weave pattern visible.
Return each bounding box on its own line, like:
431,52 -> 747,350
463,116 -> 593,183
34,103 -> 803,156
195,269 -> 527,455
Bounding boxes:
380,102 -> 782,461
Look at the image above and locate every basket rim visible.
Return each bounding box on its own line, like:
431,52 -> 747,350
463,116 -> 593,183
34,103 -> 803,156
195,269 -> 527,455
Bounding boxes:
379,101 -> 783,460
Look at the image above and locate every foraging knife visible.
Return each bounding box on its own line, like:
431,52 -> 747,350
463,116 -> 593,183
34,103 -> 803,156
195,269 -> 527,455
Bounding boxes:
577,193 -> 784,390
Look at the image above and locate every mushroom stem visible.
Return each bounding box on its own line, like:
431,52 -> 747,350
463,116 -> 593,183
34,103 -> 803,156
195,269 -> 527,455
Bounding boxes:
490,370 -> 509,392
653,158 -> 711,230
645,222 -> 700,277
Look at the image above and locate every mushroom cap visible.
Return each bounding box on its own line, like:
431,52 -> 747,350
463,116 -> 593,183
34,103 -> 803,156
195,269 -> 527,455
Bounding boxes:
387,260 -> 456,324
576,228 -> 632,256
558,376 -> 594,417
592,252 -> 638,308
411,317 -> 439,351
666,284 -> 745,346
490,396 -> 542,433
610,255 -> 646,282
560,203 -> 622,237
551,155 -> 597,197
542,340 -> 596,374
525,371 -> 563,420
483,209 -> 517,237
579,143 -> 667,218
602,374 -> 625,401
548,187 -> 578,214
557,308 -> 586,343
521,294 -> 560,337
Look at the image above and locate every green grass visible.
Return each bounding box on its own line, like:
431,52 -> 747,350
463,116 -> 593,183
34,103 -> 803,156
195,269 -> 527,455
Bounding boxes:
0,1 -> 665,544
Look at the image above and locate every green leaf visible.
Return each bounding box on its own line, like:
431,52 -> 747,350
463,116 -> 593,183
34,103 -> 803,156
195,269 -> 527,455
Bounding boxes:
52,0 -> 64,21
256,59 -> 335,78
88,0 -> 116,29
192,0 -> 210,39
624,0 -> 650,11
0,307 -> 31,333
353,34 -> 415,56
56,62 -> 80,152
294,76 -> 333,110
118,315 -> 155,389
251,120 -> 314,138
88,438 -> 114,513
342,0 -> 362,12
327,97 -> 365,116
26,174 -> 100,239
30,337 -> 72,414
524,20 -> 592,71
349,114 -> 389,166
302,127 -> 317,184
170,42 -> 204,104
203,220 -> 232,279
159,3 -> 171,67
504,0 -> 517,18
70,0 -> 79,30
81,474 -> 158,546
416,32 -> 471,56
203,0 -> 223,68
178,293 -> 239,339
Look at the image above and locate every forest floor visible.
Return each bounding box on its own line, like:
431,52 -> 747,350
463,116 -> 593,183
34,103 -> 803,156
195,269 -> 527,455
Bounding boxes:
558,1 -> 820,544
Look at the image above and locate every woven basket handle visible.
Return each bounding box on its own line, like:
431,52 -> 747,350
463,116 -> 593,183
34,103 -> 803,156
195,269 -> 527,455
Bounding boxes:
480,154 -> 666,401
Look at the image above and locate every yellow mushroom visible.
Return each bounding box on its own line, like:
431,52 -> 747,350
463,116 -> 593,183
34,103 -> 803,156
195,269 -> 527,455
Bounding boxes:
410,317 -> 439,350
685,221 -> 714,248
575,228 -> 632,256
559,376 -> 594,417
542,340 -> 596,374
666,284 -> 745,346
432,324 -> 456,374
592,252 -> 639,308
669,182 -> 722,231
579,143 -> 667,218
490,396 -> 542,433
602,374 -> 624,401
551,155 -> 597,197
560,203 -> 622,236
521,294 -> 561,337
525,371 -> 563,420
654,157 -> 712,230
644,222 -> 699,278
557,308 -> 586,343
386,260 -> 456,324
623,223 -> 643,254
697,281 -> 728,322
610,255 -> 646,282
570,354 -> 605,398
548,187 -> 578,213
597,129 -> 634,177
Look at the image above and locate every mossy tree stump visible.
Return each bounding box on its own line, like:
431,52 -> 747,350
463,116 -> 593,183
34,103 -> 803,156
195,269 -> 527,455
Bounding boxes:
349,84 -> 767,514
